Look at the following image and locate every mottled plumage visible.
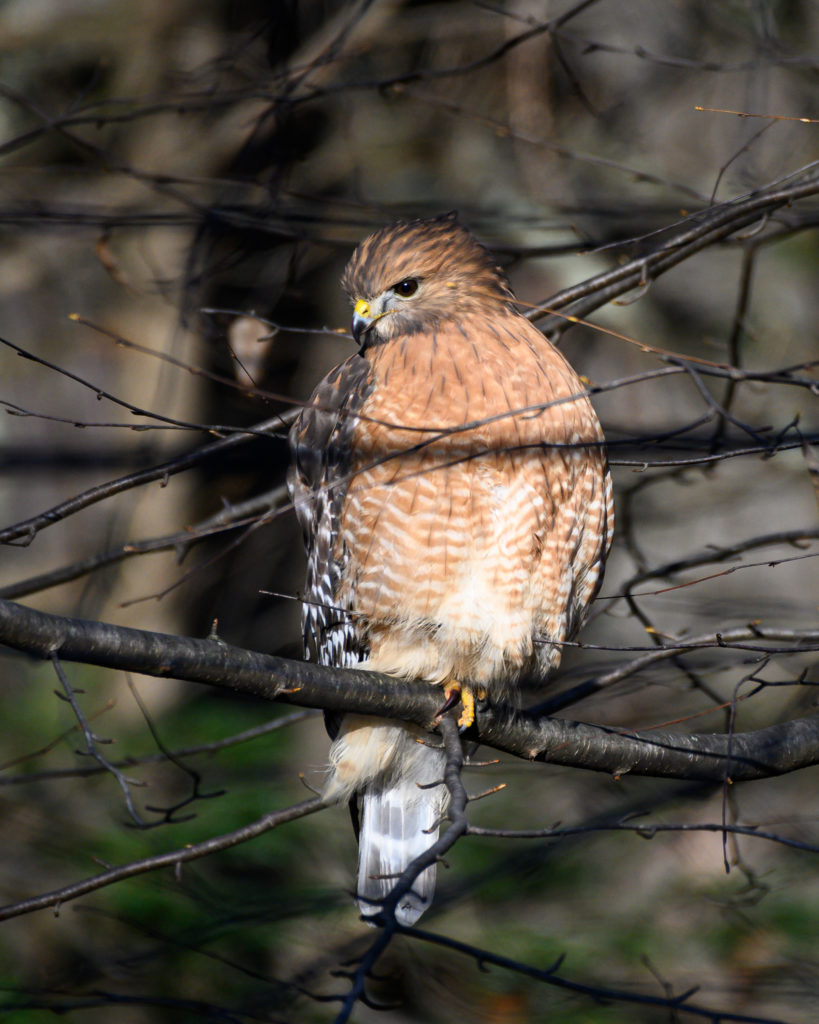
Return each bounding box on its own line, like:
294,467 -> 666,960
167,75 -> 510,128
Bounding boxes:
289,214 -> 613,924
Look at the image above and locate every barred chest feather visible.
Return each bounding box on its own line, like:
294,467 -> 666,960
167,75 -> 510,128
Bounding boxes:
329,313 -> 611,689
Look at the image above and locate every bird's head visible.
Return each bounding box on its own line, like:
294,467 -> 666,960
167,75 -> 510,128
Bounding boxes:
341,213 -> 515,349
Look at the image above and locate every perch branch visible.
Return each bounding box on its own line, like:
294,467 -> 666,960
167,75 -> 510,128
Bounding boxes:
1,599 -> 817,783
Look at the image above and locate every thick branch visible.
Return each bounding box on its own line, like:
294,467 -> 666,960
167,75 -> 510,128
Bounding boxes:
0,598 -> 817,782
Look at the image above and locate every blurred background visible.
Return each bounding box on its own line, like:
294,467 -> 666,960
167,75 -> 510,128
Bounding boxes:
0,1 -> 817,1021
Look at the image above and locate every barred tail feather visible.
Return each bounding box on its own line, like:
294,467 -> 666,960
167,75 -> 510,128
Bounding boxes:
356,743 -> 447,926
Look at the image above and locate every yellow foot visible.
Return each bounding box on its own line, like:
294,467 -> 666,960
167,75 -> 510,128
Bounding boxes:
438,680 -> 486,731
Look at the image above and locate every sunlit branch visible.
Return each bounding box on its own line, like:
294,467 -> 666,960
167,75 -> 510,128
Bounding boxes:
1,599 -> 817,784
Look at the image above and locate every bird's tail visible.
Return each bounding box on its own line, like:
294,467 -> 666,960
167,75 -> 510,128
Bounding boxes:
356,731 -> 447,926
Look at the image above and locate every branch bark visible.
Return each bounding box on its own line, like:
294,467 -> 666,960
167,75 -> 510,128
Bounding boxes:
1,598 -> 817,782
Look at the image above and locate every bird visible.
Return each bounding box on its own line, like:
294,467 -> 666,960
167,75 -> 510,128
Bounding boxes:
288,213 -> 613,925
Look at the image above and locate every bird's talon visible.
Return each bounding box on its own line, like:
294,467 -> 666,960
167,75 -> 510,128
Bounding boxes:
436,680 -> 462,717
437,680 -> 483,730
456,687 -> 476,730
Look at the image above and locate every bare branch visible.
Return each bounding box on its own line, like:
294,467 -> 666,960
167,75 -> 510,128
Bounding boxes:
0,413 -> 295,546
534,165 -> 819,338
1,599 -> 817,783
0,796 -> 324,922
466,820 -> 819,855
50,654 -> 151,827
403,925 -> 792,1024
0,485 -> 289,599
0,709 -> 317,786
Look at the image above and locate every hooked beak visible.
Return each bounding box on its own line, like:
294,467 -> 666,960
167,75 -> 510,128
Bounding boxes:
351,298 -> 371,345
351,298 -> 389,346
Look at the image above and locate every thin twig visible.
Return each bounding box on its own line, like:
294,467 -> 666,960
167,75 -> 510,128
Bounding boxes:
0,797 -> 325,922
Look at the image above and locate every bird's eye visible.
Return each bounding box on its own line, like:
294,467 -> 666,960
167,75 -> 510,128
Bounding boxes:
393,278 -> 419,298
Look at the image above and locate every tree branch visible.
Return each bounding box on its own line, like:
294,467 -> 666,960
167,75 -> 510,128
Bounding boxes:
0,412 -> 294,547
403,924 -> 790,1024
1,598 -> 817,783
0,796 -> 324,922
535,165 -> 819,339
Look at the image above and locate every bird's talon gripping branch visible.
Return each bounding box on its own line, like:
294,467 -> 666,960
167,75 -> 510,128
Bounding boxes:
437,679 -> 463,718
437,680 -> 484,731
457,686 -> 476,732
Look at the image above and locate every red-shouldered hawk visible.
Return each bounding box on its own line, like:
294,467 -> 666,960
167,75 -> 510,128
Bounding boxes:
289,214 -> 613,925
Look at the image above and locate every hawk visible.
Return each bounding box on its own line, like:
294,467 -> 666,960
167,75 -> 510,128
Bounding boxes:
289,214 -> 613,924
